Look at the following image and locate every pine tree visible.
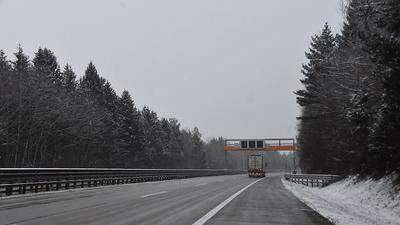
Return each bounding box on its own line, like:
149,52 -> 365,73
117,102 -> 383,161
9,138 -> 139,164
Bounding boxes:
79,62 -> 116,167
295,23 -> 336,108
140,106 -> 165,168
164,118 -> 185,168
160,118 -> 172,167
336,0 -> 379,174
191,127 -> 205,168
0,50 -> 13,96
118,90 -> 142,168
10,46 -> 31,167
13,46 -> 30,75
0,50 -> 13,166
295,23 -> 341,173
33,48 -> 62,85
62,64 -> 77,92
80,62 -> 105,94
366,0 -> 400,176
0,50 -> 11,73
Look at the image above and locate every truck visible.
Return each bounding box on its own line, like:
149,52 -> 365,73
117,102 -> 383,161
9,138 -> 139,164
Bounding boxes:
247,154 -> 265,178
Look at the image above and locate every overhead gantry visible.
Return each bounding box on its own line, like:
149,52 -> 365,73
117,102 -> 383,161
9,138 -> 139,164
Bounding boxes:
223,138 -> 297,151
223,138 -> 298,174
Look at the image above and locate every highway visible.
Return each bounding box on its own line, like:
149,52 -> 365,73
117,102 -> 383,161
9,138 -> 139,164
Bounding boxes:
0,173 -> 332,225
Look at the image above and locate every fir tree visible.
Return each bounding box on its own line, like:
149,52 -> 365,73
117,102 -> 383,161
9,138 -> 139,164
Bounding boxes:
118,90 -> 142,167
191,127 -> 205,168
13,46 -> 30,75
367,0 -> 400,176
295,23 -> 338,173
79,62 -> 105,96
62,64 -> 77,92
295,23 -> 336,108
0,50 -> 13,166
33,48 -> 62,85
11,46 -> 30,167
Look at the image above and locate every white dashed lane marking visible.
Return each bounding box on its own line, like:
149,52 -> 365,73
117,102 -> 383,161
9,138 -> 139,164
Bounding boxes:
140,191 -> 168,198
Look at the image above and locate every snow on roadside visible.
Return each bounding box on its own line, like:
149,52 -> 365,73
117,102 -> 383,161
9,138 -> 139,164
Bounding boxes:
282,175 -> 400,225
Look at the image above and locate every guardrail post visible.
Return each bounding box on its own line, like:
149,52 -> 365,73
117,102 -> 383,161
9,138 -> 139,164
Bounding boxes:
6,186 -> 13,196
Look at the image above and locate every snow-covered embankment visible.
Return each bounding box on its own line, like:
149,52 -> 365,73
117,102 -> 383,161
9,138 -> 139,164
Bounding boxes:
282,175 -> 400,225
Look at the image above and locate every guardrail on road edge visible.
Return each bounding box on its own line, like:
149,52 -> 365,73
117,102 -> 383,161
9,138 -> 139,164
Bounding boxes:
284,173 -> 342,187
0,168 -> 245,196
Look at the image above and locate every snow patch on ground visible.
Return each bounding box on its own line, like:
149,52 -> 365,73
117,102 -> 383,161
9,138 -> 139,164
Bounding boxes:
282,175 -> 400,225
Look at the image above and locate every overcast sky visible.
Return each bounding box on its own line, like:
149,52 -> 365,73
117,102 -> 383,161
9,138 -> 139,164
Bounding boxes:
0,0 -> 343,140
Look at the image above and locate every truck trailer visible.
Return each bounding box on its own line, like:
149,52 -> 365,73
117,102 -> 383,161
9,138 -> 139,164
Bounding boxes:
247,154 -> 265,178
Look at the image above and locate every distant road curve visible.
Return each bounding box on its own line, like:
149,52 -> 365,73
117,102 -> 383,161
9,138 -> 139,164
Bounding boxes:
0,173 -> 332,225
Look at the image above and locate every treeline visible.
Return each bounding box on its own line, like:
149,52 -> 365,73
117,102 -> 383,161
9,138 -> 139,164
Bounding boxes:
295,0 -> 400,178
0,46 -> 211,168
0,46 -> 294,170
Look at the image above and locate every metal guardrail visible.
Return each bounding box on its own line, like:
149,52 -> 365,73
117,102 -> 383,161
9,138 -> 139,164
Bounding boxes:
284,173 -> 342,187
0,168 -> 245,196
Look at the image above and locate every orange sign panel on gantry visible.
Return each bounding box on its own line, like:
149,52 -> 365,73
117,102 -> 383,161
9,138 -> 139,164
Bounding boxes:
223,138 -> 297,151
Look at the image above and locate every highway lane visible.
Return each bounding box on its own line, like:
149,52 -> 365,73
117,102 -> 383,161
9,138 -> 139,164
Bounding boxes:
0,174 -> 332,225
0,175 -> 255,225
205,175 -> 333,225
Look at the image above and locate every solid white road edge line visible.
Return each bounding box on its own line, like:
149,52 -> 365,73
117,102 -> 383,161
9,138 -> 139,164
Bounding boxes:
192,178 -> 264,225
140,191 -> 168,198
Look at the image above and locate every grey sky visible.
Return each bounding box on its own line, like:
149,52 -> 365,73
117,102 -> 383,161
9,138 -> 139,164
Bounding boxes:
0,0 -> 343,140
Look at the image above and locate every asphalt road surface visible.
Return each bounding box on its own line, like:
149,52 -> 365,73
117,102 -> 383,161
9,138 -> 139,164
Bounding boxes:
0,173 -> 332,225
